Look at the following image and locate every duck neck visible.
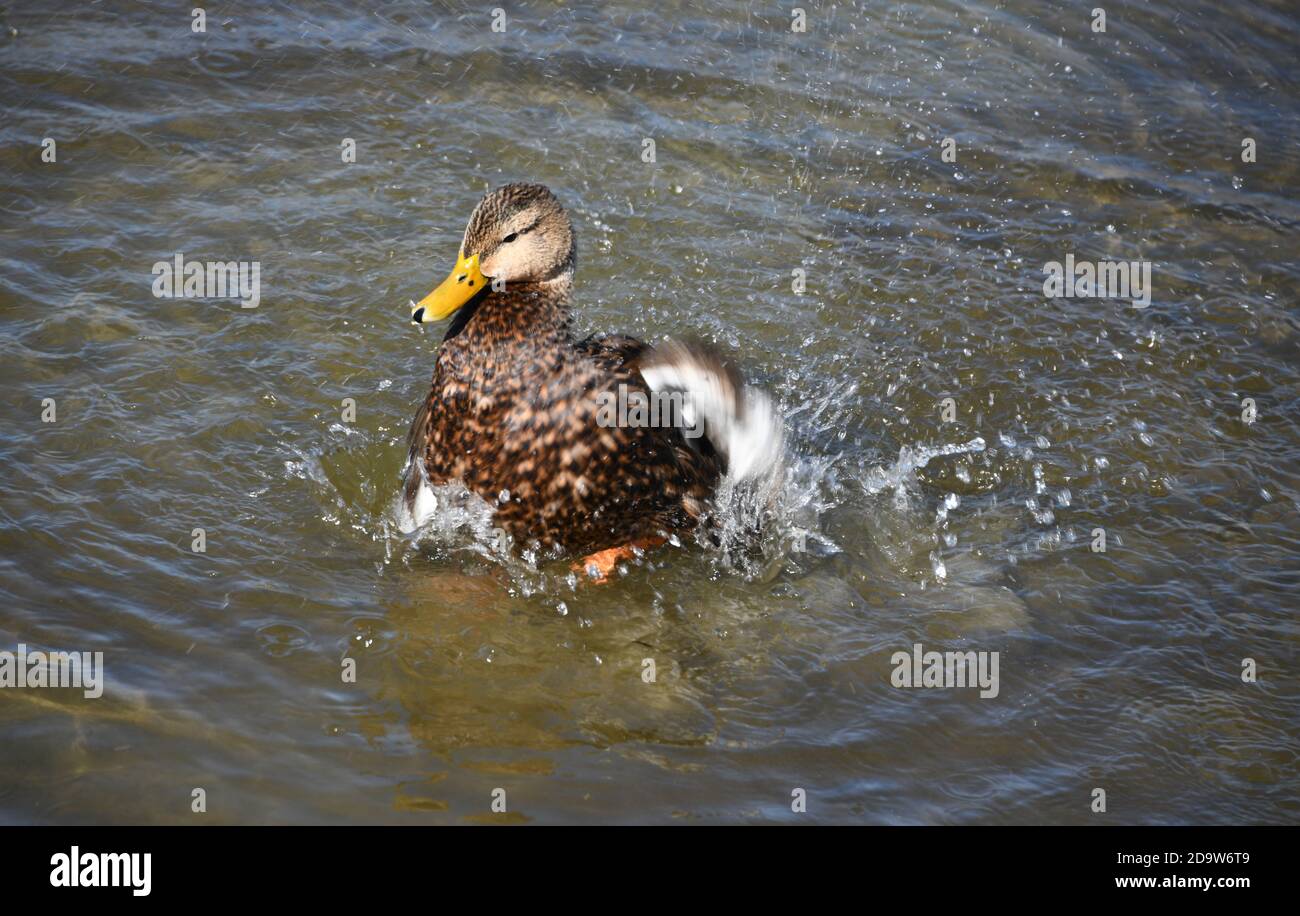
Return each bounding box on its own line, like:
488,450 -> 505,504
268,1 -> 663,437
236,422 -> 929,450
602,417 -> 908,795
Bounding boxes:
440,281 -> 572,356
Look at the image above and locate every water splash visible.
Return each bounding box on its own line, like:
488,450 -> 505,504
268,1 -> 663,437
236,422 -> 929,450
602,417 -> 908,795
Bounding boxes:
702,449 -> 843,580
862,437 -> 987,502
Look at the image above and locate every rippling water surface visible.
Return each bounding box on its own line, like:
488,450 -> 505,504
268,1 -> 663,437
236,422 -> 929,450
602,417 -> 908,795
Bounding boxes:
1,0 -> 1297,824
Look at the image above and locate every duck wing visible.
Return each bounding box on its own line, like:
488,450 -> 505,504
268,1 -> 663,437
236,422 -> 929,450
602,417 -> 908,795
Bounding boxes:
573,333 -> 649,372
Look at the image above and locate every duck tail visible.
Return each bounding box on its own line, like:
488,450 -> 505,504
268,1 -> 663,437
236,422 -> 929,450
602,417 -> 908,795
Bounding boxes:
639,338 -> 785,487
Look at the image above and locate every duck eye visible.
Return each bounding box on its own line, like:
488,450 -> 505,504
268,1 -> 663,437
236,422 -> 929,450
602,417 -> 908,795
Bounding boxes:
502,232 -> 518,244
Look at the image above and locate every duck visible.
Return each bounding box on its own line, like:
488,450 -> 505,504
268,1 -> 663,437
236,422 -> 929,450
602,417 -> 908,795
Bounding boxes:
403,183 -> 783,580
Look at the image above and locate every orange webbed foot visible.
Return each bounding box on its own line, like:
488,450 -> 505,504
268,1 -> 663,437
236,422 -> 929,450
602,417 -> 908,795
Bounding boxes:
572,537 -> 668,585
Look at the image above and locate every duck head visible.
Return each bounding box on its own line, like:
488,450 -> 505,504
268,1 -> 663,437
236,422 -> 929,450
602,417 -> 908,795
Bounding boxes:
411,183 -> 576,324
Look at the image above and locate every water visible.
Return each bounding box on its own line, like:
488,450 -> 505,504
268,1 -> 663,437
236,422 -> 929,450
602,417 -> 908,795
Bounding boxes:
1,0 -> 1297,824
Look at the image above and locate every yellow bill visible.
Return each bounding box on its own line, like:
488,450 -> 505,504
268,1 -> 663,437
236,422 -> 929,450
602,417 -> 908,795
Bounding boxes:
411,251 -> 486,323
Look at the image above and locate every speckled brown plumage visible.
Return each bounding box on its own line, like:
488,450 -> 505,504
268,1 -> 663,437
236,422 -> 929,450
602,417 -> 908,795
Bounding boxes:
404,184 -> 736,555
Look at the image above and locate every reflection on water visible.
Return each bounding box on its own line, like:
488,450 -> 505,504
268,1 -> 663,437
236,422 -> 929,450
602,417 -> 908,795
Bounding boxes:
0,0 -> 1297,824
